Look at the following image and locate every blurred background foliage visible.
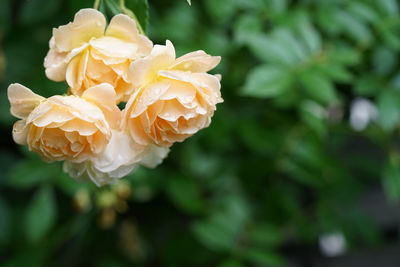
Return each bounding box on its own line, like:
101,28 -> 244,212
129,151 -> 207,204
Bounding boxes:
1,0 -> 400,266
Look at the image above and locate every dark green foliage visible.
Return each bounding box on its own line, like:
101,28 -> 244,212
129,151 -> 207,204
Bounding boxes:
1,0 -> 400,266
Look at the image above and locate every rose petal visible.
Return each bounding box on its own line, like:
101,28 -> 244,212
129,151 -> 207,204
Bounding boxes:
90,48 -> 127,65
105,14 -> 152,55
82,83 -> 121,129
170,50 -> 221,73
44,38 -> 69,81
158,99 -> 196,121
63,161 -> 87,179
8,83 -> 45,119
141,145 -> 170,168
109,61 -> 130,82
12,120 -> 29,145
32,107 -> 74,127
53,8 -> 106,52
66,49 -> 89,92
59,118 -> 98,136
92,130 -> 146,173
127,118 -> 151,145
159,79 -> 196,104
90,36 -> 139,59
129,40 -> 175,87
127,81 -> 170,118
48,95 -> 105,122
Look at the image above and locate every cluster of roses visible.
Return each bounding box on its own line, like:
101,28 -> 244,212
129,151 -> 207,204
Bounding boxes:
7,9 -> 222,186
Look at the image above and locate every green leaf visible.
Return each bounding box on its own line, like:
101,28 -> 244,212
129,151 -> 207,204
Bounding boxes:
380,21 -> 400,50
166,176 -> 204,214
204,0 -> 260,22
239,120 -> 284,154
280,158 -> 323,187
104,0 -> 122,16
316,63 -> 353,83
390,72 -> 400,91
242,65 -> 292,98
99,0 -> 107,15
268,0 -> 288,14
328,46 -> 361,66
335,10 -> 372,45
192,217 -> 235,251
300,71 -> 338,105
291,136 -> 327,169
373,46 -> 397,75
7,158 -> 59,189
382,154 -> 400,202
354,76 -> 381,96
376,0 -> 399,15
234,14 -> 262,45
187,0 -> 191,5
192,196 -> 249,251
273,29 -> 308,63
204,0 -> 239,21
317,7 -> 343,35
377,90 -> 400,131
247,34 -> 296,65
297,17 -> 321,54
299,100 -> 327,138
348,2 -> 379,23
272,88 -> 300,108
150,1 -> 198,43
126,0 -> 149,32
248,223 -> 283,248
25,186 -> 57,243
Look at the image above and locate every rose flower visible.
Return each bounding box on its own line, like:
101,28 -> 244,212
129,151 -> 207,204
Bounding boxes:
64,132 -> 170,186
8,83 -> 119,164
44,8 -> 153,103
8,83 -> 169,186
122,40 -> 223,147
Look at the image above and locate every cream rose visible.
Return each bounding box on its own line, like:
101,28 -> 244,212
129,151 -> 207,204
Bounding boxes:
44,8 -> 153,103
63,134 -> 170,186
8,83 -> 121,163
121,40 -> 223,147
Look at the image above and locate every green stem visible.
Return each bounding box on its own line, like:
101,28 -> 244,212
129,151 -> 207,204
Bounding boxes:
93,0 -> 101,9
118,0 -> 145,35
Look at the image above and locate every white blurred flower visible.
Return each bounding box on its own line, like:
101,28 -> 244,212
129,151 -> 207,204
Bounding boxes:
350,98 -> 378,131
319,232 -> 347,257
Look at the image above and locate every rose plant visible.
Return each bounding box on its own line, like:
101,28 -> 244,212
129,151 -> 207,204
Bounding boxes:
7,8 -> 222,186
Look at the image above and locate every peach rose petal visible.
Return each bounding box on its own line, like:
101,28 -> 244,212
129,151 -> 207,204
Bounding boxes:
64,130 -> 147,186
170,51 -> 221,72
90,37 -> 138,59
129,41 -> 175,88
12,120 -> 29,145
8,83 -> 44,119
82,83 -> 121,129
44,38 -> 69,82
53,8 -> 106,52
105,14 -> 153,55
